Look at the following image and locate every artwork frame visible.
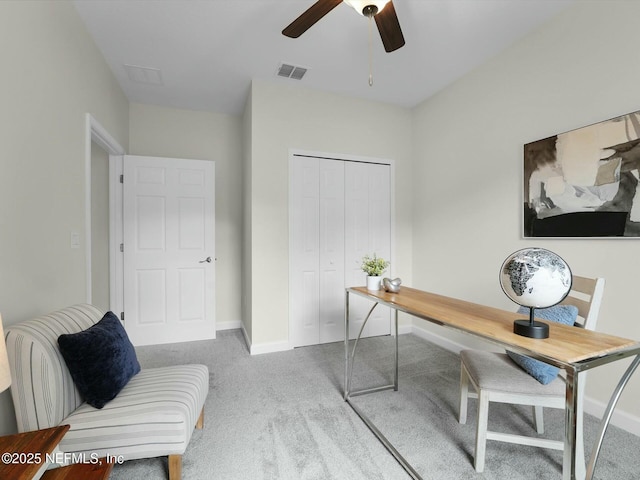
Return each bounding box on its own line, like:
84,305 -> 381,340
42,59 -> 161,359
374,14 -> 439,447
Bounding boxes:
524,110 -> 640,238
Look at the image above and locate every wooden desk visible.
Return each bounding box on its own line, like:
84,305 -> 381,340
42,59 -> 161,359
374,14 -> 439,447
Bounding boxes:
0,425 -> 113,480
344,286 -> 640,480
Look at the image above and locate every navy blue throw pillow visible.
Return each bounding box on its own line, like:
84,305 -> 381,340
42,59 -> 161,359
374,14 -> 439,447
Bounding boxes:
507,304 -> 579,384
58,311 -> 140,409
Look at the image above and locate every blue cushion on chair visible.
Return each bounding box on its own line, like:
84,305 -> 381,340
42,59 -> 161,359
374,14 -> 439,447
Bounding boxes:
507,304 -> 579,385
58,311 -> 140,408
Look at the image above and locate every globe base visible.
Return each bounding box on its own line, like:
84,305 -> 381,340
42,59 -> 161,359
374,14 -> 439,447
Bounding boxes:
514,319 -> 549,339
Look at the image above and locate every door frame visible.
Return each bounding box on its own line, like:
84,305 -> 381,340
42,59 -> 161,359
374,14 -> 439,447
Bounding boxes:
84,114 -> 126,306
288,148 -> 396,347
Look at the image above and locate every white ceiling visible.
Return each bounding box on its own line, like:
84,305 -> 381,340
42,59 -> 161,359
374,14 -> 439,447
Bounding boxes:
73,0 -> 574,116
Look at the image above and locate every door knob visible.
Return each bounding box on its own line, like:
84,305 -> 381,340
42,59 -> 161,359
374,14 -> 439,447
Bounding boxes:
199,256 -> 212,263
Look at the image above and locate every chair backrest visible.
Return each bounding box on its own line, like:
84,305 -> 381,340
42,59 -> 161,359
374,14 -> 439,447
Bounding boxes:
559,275 -> 605,331
5,304 -> 103,432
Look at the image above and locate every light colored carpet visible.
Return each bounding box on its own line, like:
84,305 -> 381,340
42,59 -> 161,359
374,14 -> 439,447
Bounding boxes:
107,330 -> 640,480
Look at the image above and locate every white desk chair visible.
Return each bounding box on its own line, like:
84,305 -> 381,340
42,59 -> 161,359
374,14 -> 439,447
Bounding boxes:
458,275 -> 605,475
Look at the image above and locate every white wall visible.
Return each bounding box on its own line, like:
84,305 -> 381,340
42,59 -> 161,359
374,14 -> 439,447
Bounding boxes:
129,103 -> 243,330
412,1 -> 640,428
0,2 -> 129,434
247,79 -> 413,350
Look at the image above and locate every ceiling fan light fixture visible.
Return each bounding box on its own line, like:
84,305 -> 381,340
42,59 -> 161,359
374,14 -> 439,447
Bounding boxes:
344,0 -> 390,16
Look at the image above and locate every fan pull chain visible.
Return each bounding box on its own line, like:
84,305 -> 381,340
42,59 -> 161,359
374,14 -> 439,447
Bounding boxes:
368,14 -> 374,86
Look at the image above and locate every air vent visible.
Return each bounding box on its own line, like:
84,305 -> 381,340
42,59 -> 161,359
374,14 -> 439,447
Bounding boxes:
277,63 -> 308,80
124,64 -> 164,85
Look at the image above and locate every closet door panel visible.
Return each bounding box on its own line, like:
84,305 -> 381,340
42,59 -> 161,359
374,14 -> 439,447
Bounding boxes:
319,161 -> 345,343
345,162 -> 392,339
290,157 -> 320,347
345,162 -> 370,339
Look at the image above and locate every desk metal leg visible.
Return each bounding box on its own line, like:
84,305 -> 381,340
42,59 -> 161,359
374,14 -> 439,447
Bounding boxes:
347,399 -> 423,480
564,354 -> 640,480
394,309 -> 399,391
346,301 -> 386,398
563,369 -> 579,480
586,354 -> 640,480
344,291 -> 350,400
344,294 -> 421,479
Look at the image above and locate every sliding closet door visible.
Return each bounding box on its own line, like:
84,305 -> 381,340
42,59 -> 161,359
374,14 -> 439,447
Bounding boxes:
345,161 -> 392,338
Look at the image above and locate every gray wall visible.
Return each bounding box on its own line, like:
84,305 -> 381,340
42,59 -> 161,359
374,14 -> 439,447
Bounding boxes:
411,0 -> 640,426
0,2 -> 129,434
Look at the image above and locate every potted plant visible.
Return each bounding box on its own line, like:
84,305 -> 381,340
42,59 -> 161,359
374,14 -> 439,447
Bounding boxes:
361,253 -> 390,291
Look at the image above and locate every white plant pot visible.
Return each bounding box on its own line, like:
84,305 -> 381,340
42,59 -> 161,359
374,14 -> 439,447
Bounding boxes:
367,275 -> 382,291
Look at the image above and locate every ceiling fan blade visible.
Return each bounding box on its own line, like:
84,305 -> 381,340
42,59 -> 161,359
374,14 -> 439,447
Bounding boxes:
282,0 -> 343,38
375,1 -> 405,52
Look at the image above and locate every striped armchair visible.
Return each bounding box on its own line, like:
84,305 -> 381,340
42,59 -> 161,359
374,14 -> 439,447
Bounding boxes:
5,304 -> 208,480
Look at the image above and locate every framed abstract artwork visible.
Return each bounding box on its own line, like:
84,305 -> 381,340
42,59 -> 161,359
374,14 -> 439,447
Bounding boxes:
524,110 -> 640,237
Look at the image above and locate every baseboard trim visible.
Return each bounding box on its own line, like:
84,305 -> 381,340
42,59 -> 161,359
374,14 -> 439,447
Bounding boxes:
238,322 -> 293,355
250,341 -> 292,355
583,396 -> 640,437
246,323 -> 411,355
397,323 -> 413,336
216,320 -> 242,331
410,322 -> 468,354
409,322 -> 640,437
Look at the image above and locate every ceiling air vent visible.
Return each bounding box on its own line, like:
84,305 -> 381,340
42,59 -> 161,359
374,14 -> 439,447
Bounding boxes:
277,63 -> 308,80
124,64 -> 164,85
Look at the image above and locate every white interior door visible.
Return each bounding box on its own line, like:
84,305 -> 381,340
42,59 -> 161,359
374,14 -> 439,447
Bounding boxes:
123,155 -> 215,346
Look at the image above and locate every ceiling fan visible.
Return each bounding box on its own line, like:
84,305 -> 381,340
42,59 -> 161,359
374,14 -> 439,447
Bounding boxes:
282,0 -> 405,53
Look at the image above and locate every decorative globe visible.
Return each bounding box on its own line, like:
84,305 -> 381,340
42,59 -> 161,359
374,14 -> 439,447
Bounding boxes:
500,248 -> 571,309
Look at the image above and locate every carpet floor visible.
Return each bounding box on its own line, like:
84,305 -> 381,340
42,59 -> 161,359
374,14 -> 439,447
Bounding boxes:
107,330 -> 640,480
